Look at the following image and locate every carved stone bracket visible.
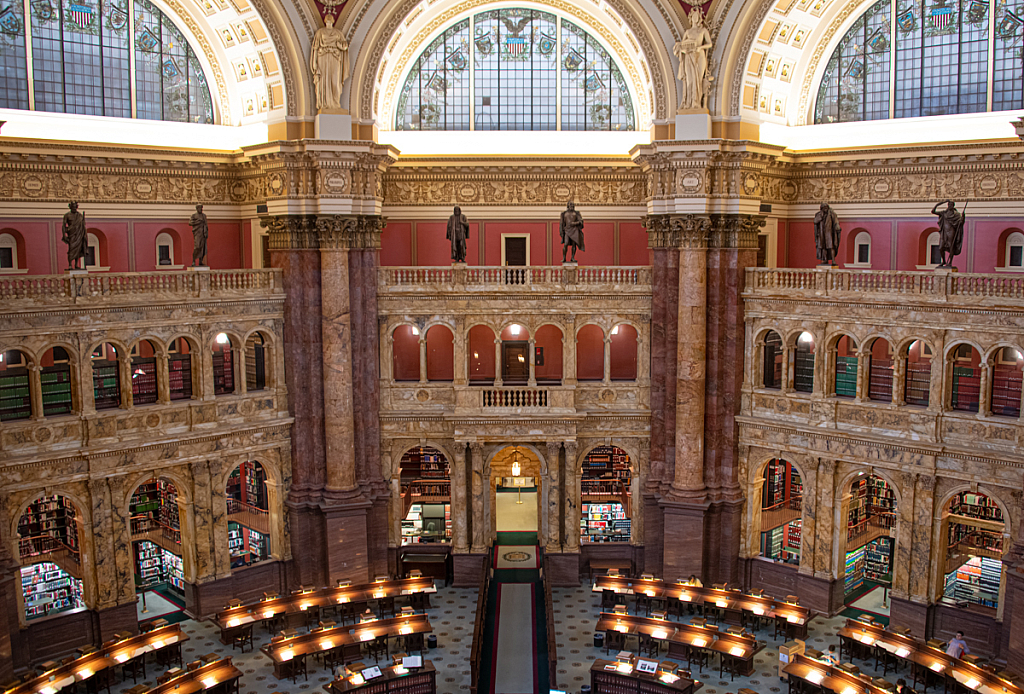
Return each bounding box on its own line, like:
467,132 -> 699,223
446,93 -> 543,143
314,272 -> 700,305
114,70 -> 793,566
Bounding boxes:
262,214 -> 386,250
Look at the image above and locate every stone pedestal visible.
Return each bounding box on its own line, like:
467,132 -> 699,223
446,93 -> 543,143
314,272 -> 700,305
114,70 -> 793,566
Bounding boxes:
675,110 -> 711,139
315,112 -> 352,140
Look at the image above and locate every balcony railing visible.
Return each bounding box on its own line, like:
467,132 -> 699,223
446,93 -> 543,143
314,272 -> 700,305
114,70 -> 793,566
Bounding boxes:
744,267 -> 1024,303
380,265 -> 651,292
0,269 -> 284,305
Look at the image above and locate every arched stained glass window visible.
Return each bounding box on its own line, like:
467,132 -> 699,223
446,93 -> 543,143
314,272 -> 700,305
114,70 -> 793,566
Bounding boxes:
815,0 -> 1021,123
395,8 -> 636,131
0,0 -> 212,123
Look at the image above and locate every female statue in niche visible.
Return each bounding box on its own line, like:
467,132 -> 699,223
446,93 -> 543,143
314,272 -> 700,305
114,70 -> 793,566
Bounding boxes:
310,14 -> 349,111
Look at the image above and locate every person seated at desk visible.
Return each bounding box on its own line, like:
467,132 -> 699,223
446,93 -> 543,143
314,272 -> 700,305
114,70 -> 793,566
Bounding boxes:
946,632 -> 969,659
823,645 -> 839,667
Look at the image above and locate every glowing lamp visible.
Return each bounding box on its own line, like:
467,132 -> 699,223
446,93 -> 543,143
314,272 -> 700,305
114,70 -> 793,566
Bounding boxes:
281,650 -> 294,661
202,677 -> 218,689
716,600 -> 728,608
691,638 -> 707,648
215,333 -> 229,345
653,629 -> 668,640
806,671 -> 825,685
229,618 -> 240,627
730,647 -> 745,657
350,674 -> 365,686
360,632 -> 374,642
320,640 -> 333,650
896,648 -> 910,658
752,607 -> 764,615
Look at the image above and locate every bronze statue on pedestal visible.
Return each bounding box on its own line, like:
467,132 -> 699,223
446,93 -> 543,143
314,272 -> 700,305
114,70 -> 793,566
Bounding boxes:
560,201 -> 585,262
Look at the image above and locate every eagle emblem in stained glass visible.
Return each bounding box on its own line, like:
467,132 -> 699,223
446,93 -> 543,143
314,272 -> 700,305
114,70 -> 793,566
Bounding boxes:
67,2 -> 91,27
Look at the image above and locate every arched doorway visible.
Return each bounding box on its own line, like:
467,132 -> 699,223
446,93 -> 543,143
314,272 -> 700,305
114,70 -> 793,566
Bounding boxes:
17,494 -> 85,622
580,446 -> 632,544
399,446 -> 452,545
129,477 -> 186,621
491,445 -> 541,541
941,491 -> 1006,610
759,459 -> 802,564
840,473 -> 897,617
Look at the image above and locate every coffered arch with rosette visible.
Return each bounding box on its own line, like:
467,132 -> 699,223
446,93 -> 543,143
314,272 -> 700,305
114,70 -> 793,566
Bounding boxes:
345,0 -> 683,129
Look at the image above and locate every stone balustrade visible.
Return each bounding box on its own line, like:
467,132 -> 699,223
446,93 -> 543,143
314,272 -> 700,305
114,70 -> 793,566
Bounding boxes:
0,269 -> 283,306
379,265 -> 651,293
744,267 -> 1024,304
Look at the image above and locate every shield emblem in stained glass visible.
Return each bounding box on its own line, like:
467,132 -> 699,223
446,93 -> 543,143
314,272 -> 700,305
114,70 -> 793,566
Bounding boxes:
67,2 -> 92,27
584,71 -> 605,91
896,8 -> 916,31
929,0 -> 953,28
538,32 -> 554,54
108,5 -> 127,29
137,26 -> 159,51
162,58 -> 180,79
563,47 -> 585,71
446,48 -> 466,71
997,9 -> 1022,36
966,0 -> 987,22
866,27 -> 888,52
844,57 -> 865,79
0,6 -> 21,33
475,34 -> 493,54
505,36 -> 526,56
31,0 -> 54,21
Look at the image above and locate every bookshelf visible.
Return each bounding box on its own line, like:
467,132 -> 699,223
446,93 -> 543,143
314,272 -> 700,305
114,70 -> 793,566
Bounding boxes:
868,357 -> 893,402
131,358 -> 158,405
951,366 -> 981,412
41,361 -> 73,416
20,562 -> 84,620
17,495 -> 79,562
793,349 -> 814,393
905,361 -> 931,406
168,354 -> 193,400
991,364 -> 1022,417
835,355 -> 857,397
581,446 -> 632,542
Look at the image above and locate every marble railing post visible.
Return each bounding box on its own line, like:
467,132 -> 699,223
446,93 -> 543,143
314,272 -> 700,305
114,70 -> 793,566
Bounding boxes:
564,441 -> 580,553
493,339 -> 503,386
602,336 -> 612,385
452,445 -> 469,553
528,338 -> 537,386
156,353 -> 171,404
813,459 -> 836,580
28,365 -> 43,420
978,361 -> 992,416
545,441 -> 561,552
418,336 -> 428,384
470,443 -> 486,553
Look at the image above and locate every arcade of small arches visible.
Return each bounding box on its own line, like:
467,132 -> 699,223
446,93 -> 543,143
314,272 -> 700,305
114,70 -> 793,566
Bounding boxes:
0,330 -> 279,422
753,328 -> 1024,417
744,456 -> 1016,612
11,457 -> 284,625
385,320 -> 643,384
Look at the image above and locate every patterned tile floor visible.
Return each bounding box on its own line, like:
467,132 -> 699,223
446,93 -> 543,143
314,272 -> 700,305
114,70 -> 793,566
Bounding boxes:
102,584 -> 888,694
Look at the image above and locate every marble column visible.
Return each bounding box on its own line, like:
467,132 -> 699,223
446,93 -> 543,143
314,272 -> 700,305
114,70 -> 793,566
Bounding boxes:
156,353 -> 171,404
564,441 -> 580,553
672,216 -> 709,495
813,459 -> 836,580
452,444 -> 469,553
545,441 -> 561,552
28,365 -> 43,420
320,241 -> 357,494
470,443 -> 486,553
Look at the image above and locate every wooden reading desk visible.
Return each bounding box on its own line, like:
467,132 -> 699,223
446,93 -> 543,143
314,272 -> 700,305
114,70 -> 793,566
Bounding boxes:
837,619 -> 1024,694
597,613 -> 763,675
144,657 -> 242,694
3,625 -> 189,694
261,614 -> 433,680
591,658 -> 703,694
324,660 -> 436,693
213,577 -> 436,639
783,653 -> 892,694
594,576 -> 813,638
